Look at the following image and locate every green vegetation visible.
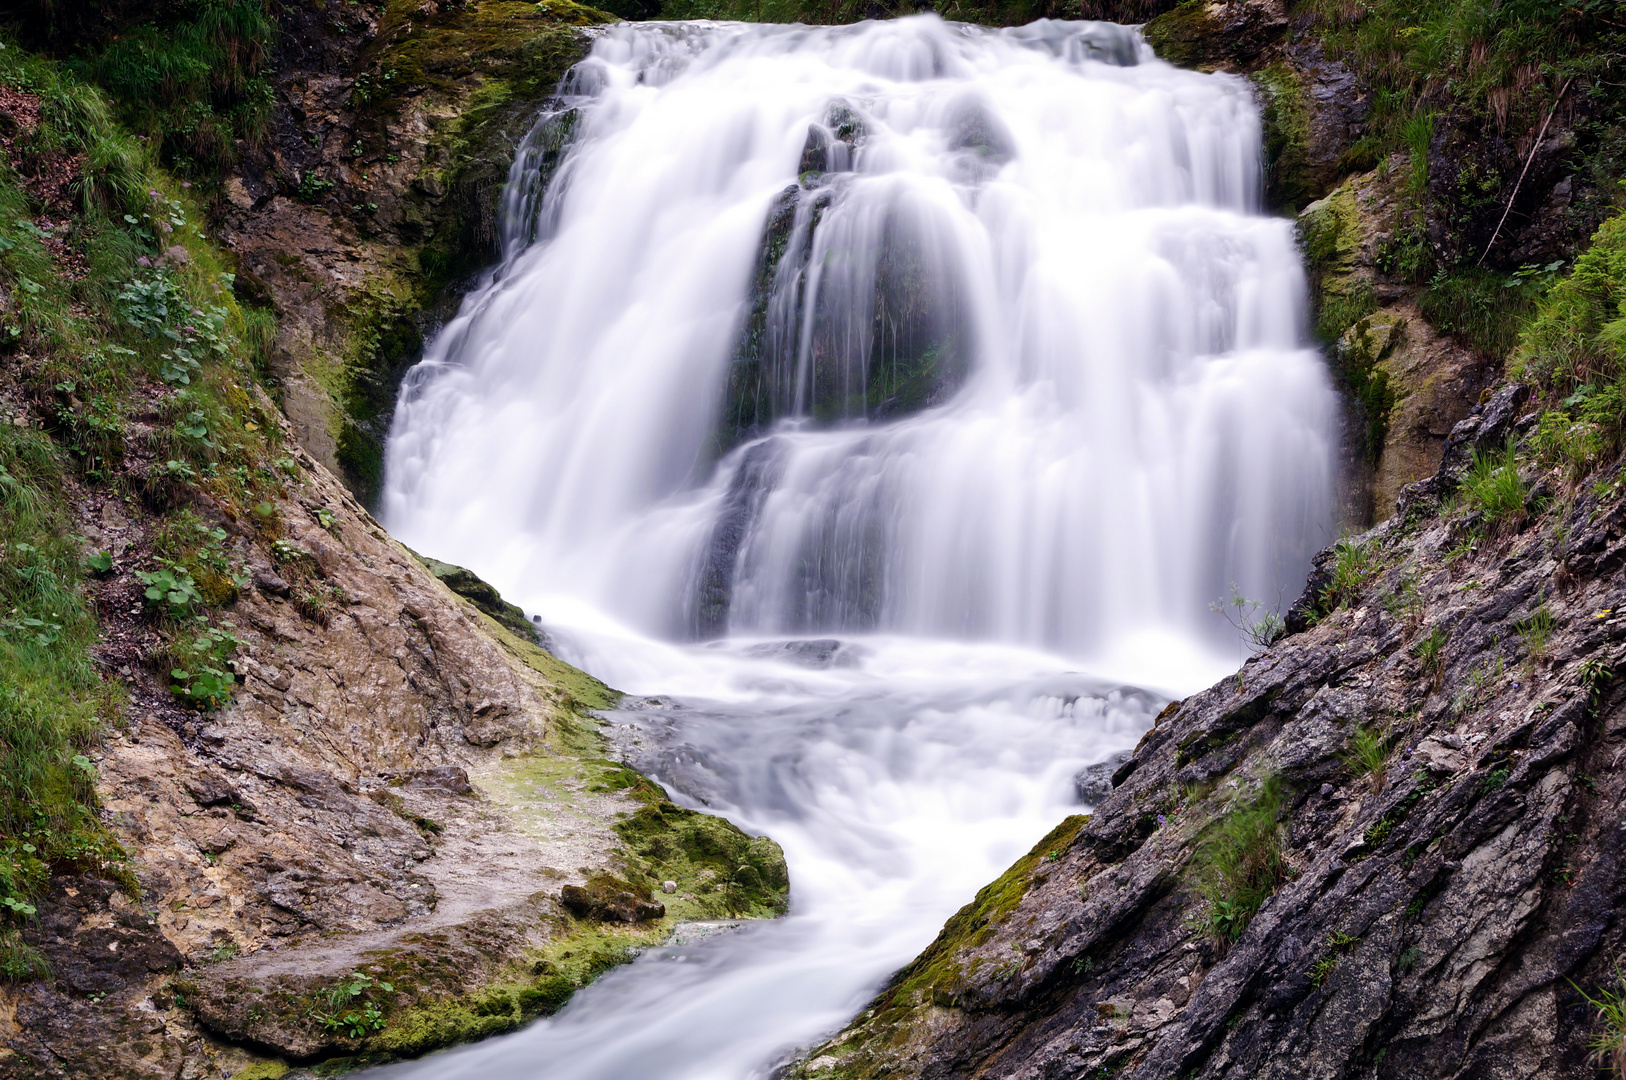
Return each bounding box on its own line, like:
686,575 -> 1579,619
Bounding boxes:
1413,624 -> 1449,678
1307,930 -> 1361,988
312,972 -> 396,1039
1516,212 -> 1626,484
0,36 -> 294,961
1457,441 -> 1529,528
1209,584 -> 1284,651
67,0 -> 277,180
1318,536 -> 1384,613
1342,723 -> 1392,784
1299,0 -> 1622,210
1515,602 -> 1556,660
1573,961 -> 1626,1077
1192,775 -> 1289,943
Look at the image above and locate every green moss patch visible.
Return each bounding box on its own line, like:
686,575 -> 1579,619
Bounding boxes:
874,815 -> 1087,1010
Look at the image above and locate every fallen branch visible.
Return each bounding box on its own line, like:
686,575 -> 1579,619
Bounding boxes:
1478,78 -> 1574,268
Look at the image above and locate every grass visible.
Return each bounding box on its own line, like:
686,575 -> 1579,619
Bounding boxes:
1572,962 -> 1626,1078
1516,603 -> 1557,660
1413,625 -> 1449,679
1318,537 -> 1384,614
1192,775 -> 1290,943
69,0 -> 277,180
1458,442 -> 1528,529
1342,724 -> 1392,786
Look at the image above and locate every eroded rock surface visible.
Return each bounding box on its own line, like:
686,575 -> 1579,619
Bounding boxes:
1,412 -> 787,1079
794,393 -> 1626,1079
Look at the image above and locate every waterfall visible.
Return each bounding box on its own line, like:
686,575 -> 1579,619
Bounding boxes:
374,18 -> 1341,1078
382,16 -> 1338,669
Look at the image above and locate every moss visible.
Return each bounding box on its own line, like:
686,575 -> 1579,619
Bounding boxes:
413,552 -> 540,644
233,1062 -> 289,1080
872,815 -> 1087,1010
1142,1 -> 1225,71
612,798 -> 791,920
1251,63 -> 1315,212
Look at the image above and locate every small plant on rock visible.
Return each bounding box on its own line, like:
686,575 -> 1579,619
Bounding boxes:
1210,584 -> 1285,650
1516,603 -> 1557,661
1413,625 -> 1449,680
136,564 -> 203,620
311,971 -> 394,1039
1319,537 -> 1383,612
1458,441 -> 1528,531
1342,723 -> 1392,787
1192,774 -> 1290,944
1571,961 -> 1626,1078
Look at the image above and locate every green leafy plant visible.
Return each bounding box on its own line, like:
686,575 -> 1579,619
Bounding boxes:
136,565 -> 203,619
169,626 -> 238,709
1581,657 -> 1616,700
311,971 -> 394,1039
1210,584 -> 1285,650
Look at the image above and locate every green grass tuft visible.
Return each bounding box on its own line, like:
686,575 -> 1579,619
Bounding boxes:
1192,775 -> 1290,943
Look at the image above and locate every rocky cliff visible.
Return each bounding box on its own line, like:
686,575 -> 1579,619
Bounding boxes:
0,0 -> 1622,1077
790,386 -> 1626,1078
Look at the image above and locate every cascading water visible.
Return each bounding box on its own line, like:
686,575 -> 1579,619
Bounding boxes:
378,15 -> 1339,1079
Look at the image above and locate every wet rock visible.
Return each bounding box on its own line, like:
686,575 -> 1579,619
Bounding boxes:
1074,750 -> 1132,804
560,875 -> 666,923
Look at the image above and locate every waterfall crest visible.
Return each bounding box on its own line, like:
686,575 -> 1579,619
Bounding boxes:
383,15 -> 1338,666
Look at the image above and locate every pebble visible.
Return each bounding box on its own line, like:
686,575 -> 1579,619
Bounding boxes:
662,880 -> 677,894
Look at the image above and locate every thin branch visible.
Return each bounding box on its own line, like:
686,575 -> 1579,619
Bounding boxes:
1478,78 -> 1573,267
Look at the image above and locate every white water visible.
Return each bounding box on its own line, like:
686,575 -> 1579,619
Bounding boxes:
379,15 -> 1338,1079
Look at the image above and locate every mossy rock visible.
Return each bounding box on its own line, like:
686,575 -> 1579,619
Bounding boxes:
1252,63 -> 1316,213
414,552 -> 539,643
874,815 -> 1087,1010
613,796 -> 791,920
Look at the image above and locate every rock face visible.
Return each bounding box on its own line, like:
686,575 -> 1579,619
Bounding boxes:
1,403 -> 788,1078
791,393 -> 1626,1079
220,0 -> 607,505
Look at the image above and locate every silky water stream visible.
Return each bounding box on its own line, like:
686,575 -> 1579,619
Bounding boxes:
378,15 -> 1339,1078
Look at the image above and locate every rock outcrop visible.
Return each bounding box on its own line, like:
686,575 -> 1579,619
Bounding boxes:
3,405 -> 787,1079
791,391 -> 1626,1079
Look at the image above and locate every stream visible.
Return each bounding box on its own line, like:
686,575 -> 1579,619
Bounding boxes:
377,15 -> 1338,1079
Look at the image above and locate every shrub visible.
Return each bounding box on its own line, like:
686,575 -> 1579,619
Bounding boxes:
1210,584 -> 1285,650
1192,775 -> 1290,943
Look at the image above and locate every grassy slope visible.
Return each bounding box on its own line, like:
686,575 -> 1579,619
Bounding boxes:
0,36 -> 290,976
